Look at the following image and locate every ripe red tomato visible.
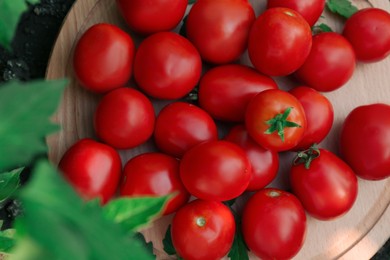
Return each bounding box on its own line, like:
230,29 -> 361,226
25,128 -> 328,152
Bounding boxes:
290,148 -> 358,220
198,64 -> 278,122
248,7 -> 312,76
180,140 -> 251,201
94,87 -> 155,149
133,32 -> 202,100
154,102 -> 218,158
58,138 -> 122,204
245,89 -> 306,152
120,153 -> 190,215
225,125 -> 279,191
340,104 -> 390,180
186,0 -> 255,64
115,0 -> 187,35
242,188 -> 306,260
289,86 -> 334,150
171,200 -> 235,260
73,23 -> 135,93
295,32 -> 356,92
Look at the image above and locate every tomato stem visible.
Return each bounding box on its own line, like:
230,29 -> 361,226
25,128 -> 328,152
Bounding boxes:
293,144 -> 320,169
264,107 -> 301,142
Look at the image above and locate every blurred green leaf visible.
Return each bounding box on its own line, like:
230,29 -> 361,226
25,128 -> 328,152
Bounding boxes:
0,228 -> 16,253
163,225 -> 176,255
0,167 -> 23,203
135,232 -> 155,257
326,0 -> 358,19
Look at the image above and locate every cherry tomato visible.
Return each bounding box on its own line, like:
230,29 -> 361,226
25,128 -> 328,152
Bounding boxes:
340,104 -> 390,180
133,32 -> 202,100
245,89 -> 306,152
242,188 -> 306,260
58,138 -> 122,204
115,0 -> 187,35
248,7 -> 312,76
290,148 -> 358,220
73,23 -> 135,93
120,153 -> 190,215
289,86 -> 334,150
186,0 -> 255,64
198,64 -> 278,122
180,140 -> 251,201
225,125 -> 279,191
295,32 -> 356,92
154,102 -> 218,158
94,87 -> 155,149
171,200 -> 235,260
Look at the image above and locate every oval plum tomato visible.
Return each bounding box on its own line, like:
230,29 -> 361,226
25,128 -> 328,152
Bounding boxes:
295,32 -> 356,92
171,200 -> 235,260
267,0 -> 325,27
186,0 -> 255,64
225,125 -> 279,191
343,8 -> 390,62
120,153 -> 190,215
94,87 -> 155,149
290,147 -> 358,220
248,7 -> 312,76
73,23 -> 135,93
154,102 -> 218,158
58,138 -> 122,204
134,32 -> 202,99
340,104 -> 390,180
242,188 -> 306,260
115,0 -> 187,35
289,86 -> 334,150
245,89 -> 306,152
180,140 -> 251,201
198,64 -> 278,122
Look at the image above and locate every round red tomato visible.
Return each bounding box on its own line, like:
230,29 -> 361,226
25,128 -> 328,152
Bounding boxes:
242,188 -> 306,260
245,89 -> 306,152
73,23 -> 135,93
120,153 -> 190,215
186,0 -> 255,64
180,140 -> 251,201
115,0 -> 187,35
225,125 -> 279,191
154,102 -> 218,158
58,138 -> 122,204
340,104 -> 390,180
171,199 -> 235,260
133,32 -> 202,99
94,87 -> 155,149
290,148 -> 358,220
289,86 -> 334,150
198,64 -> 278,122
295,32 -> 356,92
248,7 -> 312,76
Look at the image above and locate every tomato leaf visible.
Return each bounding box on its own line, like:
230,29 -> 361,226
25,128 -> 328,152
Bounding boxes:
0,228 -> 16,253
228,228 -> 249,260
326,0 -> 358,19
135,232 -> 155,257
163,224 -> 177,255
312,23 -> 333,33
0,167 -> 23,203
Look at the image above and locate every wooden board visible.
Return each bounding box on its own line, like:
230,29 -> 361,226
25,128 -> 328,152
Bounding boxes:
46,0 -> 390,259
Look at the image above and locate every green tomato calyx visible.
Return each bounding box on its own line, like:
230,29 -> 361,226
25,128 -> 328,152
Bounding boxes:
293,144 -> 321,169
264,107 -> 301,142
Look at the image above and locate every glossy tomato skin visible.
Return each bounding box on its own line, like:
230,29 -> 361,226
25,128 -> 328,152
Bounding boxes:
343,8 -> 390,62
115,0 -> 187,35
295,32 -> 356,92
120,153 -> 190,215
186,0 -> 255,64
289,86 -> 334,150
198,64 -> 278,122
340,104 -> 390,180
58,138 -> 122,204
73,23 -> 135,93
171,200 -> 235,260
94,88 -> 155,149
290,149 -> 358,220
134,32 -> 202,100
242,188 -> 306,260
180,140 -> 251,201
154,102 -> 218,158
248,7 -> 312,76
225,125 -> 279,191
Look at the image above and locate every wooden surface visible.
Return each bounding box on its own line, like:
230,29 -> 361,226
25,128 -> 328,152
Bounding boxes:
46,0 -> 390,259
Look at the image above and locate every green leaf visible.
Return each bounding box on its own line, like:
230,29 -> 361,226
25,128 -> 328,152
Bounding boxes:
326,0 -> 358,19
163,225 -> 176,255
228,229 -> 249,260
0,79 -> 67,172
0,228 -> 16,253
135,232 -> 155,257
0,167 -> 23,203
312,23 -> 333,33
